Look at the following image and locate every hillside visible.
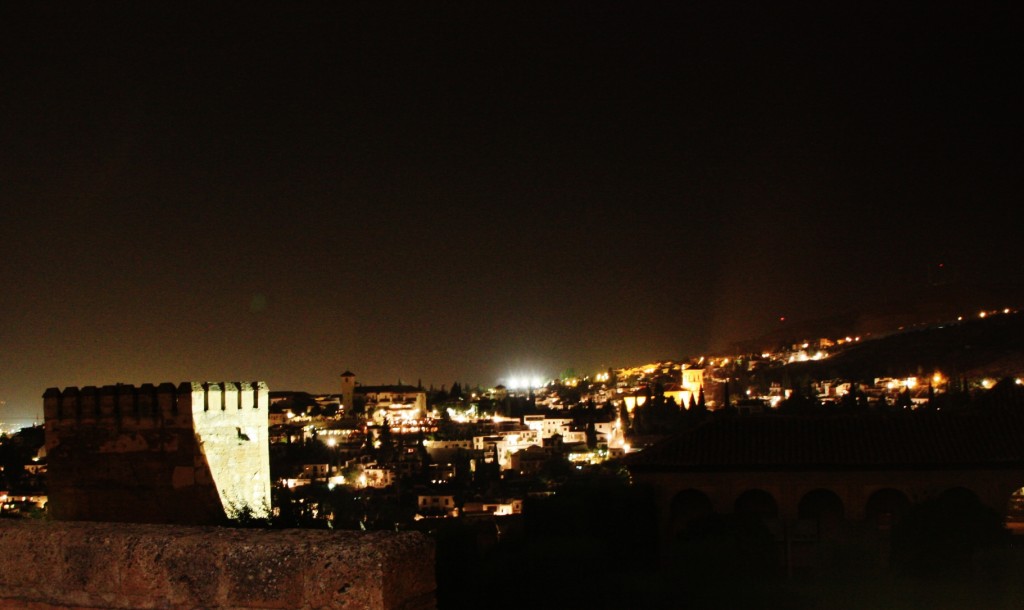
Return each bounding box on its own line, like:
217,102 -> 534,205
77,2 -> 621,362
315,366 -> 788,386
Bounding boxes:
729,281 -> 1024,354
776,311 -> 1024,384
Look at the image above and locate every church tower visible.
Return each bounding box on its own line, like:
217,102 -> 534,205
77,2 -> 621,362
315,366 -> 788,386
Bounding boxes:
340,371 -> 356,412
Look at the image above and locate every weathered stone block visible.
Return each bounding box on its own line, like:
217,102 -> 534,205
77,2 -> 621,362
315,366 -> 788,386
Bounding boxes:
0,520 -> 435,610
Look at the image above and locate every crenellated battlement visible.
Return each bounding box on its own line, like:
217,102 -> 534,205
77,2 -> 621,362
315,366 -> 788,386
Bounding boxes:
44,383 -> 179,428
187,381 -> 270,413
43,381 -> 268,431
43,380 -> 271,525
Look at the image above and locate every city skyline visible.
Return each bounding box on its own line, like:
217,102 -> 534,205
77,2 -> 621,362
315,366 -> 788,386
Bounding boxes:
2,2 -> 1021,424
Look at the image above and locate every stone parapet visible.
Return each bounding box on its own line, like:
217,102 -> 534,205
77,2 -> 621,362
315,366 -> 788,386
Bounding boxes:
0,520 -> 435,610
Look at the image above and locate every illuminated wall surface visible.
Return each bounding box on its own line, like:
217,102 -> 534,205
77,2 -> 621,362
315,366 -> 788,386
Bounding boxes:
43,381 -> 272,525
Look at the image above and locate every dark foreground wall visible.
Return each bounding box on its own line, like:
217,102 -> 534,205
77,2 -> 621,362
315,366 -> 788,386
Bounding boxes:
0,520 -> 435,610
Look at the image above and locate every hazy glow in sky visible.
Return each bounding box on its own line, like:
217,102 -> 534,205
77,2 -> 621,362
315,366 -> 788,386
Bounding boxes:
0,2 -> 1020,425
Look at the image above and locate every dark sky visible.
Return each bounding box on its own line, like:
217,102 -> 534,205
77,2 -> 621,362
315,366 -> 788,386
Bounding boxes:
1,1 -> 1021,424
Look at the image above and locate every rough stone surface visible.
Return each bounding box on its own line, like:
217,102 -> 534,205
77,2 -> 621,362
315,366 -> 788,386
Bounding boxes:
0,520 -> 435,610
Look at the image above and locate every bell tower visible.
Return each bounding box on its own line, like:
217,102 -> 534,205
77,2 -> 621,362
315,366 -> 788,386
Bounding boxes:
340,370 -> 356,412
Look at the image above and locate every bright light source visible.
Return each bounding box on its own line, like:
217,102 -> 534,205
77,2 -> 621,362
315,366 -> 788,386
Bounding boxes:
507,374 -> 546,390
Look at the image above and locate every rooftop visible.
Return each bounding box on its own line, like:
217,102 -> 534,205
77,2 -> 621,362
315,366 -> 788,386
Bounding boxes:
624,408 -> 1024,472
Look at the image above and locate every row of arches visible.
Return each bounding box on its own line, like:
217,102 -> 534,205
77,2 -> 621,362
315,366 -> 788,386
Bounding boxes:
669,486 -> 986,532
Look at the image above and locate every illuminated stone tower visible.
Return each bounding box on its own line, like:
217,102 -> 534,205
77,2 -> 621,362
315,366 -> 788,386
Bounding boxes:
43,381 -> 271,525
340,370 -> 356,412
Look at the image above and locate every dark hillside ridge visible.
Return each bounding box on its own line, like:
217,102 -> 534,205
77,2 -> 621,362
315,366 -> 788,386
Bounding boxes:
776,311 -> 1024,384
730,280 -> 1024,354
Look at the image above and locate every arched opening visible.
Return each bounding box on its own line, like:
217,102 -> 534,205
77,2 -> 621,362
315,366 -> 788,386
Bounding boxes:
939,486 -> 979,504
798,488 -> 845,538
669,489 -> 714,537
734,489 -> 778,519
865,488 -> 911,530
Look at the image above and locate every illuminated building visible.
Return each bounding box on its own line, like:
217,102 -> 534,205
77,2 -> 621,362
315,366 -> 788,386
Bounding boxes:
462,499 -> 523,518
341,371 -> 427,424
680,365 -> 704,401
509,444 -> 550,475
522,414 -> 574,439
417,494 -> 457,518
473,428 -> 541,469
362,465 -> 396,489
423,438 -> 473,463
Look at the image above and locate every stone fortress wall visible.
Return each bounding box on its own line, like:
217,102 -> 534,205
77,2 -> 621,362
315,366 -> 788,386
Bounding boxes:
34,380 -> 437,608
43,381 -> 271,525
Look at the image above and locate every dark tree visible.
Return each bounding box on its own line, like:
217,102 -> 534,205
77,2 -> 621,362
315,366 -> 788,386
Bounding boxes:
897,388 -> 913,409
778,386 -> 820,414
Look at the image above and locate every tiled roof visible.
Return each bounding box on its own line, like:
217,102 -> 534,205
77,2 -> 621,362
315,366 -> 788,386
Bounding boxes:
624,410 -> 1024,471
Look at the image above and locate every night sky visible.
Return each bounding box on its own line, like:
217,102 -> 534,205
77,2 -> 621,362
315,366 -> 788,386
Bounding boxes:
1,2 -> 1021,425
